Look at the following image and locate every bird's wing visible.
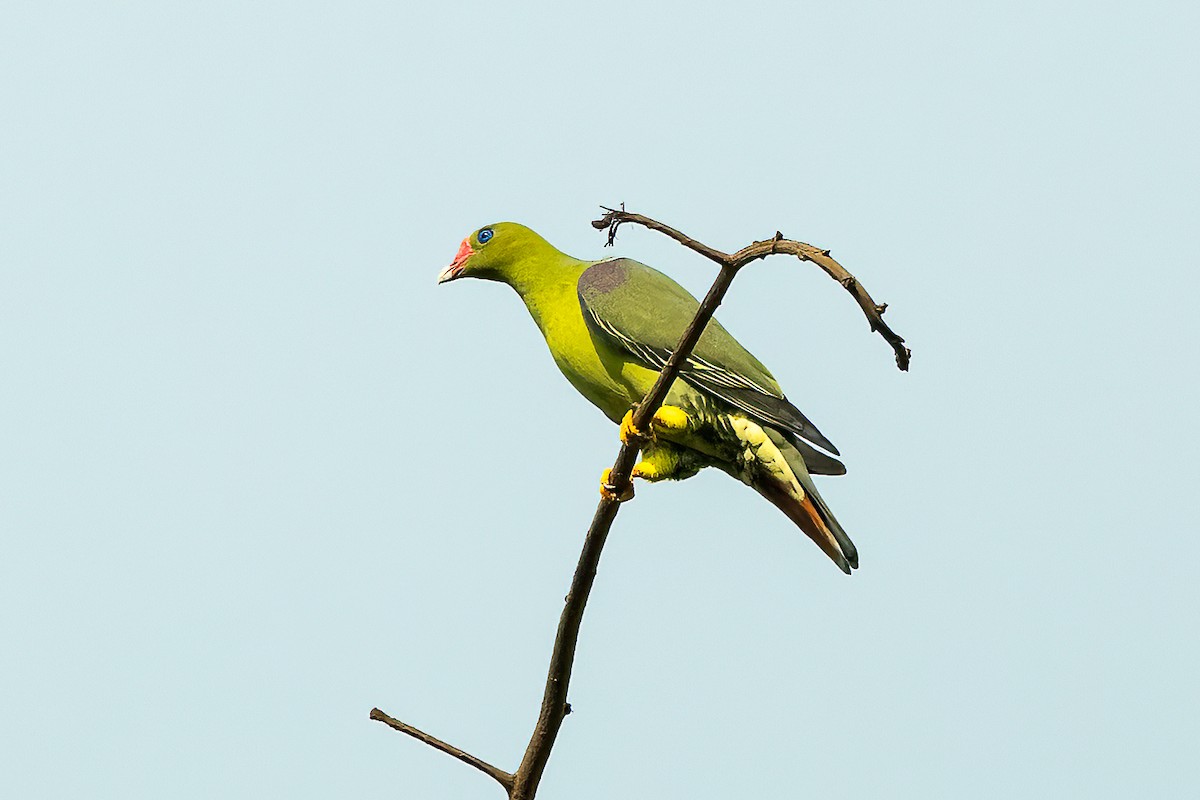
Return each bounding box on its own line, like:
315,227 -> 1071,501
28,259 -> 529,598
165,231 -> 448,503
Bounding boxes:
577,258 -> 842,462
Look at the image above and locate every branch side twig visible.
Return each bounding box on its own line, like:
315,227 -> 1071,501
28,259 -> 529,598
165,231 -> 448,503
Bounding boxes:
369,708 -> 514,791
594,208 -> 912,370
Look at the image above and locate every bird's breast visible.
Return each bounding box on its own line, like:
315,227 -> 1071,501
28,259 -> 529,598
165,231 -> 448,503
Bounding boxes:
534,304 -> 640,423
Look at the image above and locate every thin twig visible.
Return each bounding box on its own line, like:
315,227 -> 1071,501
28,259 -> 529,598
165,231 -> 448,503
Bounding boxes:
369,708 -> 514,791
592,204 -> 730,265
593,208 -> 912,370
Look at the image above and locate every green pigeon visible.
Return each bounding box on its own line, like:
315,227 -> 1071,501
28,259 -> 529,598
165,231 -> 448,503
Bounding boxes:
437,222 -> 858,573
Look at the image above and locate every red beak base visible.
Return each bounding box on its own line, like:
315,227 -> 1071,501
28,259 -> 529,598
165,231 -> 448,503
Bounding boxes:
437,238 -> 475,284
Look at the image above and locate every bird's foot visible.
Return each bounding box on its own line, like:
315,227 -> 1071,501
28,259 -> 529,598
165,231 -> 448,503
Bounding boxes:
599,468 -> 634,502
620,405 -> 692,446
619,410 -> 652,446
630,461 -> 661,482
650,405 -> 691,434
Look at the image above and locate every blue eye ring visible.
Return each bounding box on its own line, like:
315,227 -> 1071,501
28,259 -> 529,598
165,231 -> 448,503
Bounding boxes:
477,228 -> 494,244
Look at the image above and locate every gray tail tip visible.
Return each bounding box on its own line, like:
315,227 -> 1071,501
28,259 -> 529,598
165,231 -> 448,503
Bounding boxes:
837,548 -> 859,575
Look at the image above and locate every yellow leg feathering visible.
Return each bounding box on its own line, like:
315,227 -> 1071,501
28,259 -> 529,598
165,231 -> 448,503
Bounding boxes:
651,405 -> 691,434
619,405 -> 693,445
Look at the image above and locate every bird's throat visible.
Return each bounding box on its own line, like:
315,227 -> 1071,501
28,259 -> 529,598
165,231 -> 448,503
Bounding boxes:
506,256 -> 589,335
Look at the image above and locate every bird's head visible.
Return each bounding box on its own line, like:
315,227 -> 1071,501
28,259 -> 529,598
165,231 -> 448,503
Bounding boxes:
436,222 -> 556,286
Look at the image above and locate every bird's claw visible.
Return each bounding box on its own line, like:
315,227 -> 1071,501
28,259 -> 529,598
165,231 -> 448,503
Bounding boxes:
619,410 -> 653,446
600,468 -> 634,502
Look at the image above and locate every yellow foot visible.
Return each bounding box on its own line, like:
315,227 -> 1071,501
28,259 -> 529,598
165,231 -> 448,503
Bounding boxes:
619,409 -> 652,445
651,405 -> 690,434
600,468 -> 634,502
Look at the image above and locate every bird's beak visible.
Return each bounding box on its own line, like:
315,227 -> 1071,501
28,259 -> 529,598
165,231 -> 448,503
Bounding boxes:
437,238 -> 475,284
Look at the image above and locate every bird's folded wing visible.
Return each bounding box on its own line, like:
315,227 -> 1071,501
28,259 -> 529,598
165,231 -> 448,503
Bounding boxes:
578,258 -> 842,463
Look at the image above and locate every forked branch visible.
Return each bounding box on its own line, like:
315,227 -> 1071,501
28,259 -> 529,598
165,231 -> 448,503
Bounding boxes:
372,207 -> 910,799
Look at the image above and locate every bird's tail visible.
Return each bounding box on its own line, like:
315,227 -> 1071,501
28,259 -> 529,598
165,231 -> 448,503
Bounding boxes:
753,475 -> 858,574
747,427 -> 859,574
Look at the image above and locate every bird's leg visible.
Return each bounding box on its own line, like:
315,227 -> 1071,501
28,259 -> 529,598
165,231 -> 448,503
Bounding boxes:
600,439 -> 707,501
648,405 -> 691,436
631,441 -> 705,482
619,405 -> 694,445
608,407 -> 702,500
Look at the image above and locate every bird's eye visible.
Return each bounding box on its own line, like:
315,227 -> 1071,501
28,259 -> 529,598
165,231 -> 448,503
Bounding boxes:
477,228 -> 494,244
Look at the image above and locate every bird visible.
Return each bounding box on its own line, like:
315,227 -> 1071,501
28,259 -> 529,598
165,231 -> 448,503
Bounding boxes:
437,222 -> 858,574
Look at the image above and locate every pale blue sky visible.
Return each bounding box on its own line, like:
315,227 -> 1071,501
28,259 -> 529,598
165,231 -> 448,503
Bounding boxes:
2,1 -> 1197,797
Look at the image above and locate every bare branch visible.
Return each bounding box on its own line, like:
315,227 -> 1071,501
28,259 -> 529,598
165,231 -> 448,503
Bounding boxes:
508,256 -> 744,799
592,206 -> 731,266
594,208 -> 912,370
373,206 -> 910,799
369,708 -> 514,791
